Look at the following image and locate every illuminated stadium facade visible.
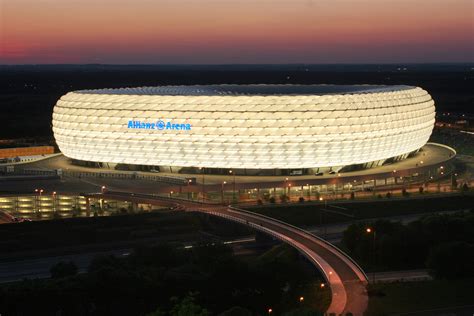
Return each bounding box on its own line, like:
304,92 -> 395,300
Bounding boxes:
52,85 -> 435,175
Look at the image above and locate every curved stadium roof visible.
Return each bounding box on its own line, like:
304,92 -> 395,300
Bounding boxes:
76,84 -> 413,96
53,84 -> 435,169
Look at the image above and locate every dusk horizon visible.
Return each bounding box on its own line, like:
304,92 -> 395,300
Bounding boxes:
1,0 -> 473,64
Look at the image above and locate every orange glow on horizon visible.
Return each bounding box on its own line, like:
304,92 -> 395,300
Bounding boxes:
1,0 -> 473,64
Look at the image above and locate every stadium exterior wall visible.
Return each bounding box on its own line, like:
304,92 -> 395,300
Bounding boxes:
52,85 -> 435,170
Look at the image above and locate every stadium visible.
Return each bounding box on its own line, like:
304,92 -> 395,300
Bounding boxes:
52,85 -> 435,175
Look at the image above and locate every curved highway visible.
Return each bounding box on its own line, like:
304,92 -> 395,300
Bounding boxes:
90,191 -> 369,315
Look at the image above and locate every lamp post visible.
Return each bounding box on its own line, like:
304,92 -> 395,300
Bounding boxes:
366,227 -> 377,284
35,188 -> 44,214
187,179 -> 192,200
319,197 -> 327,238
229,170 -> 236,203
101,185 -> 106,194
221,181 -> 227,205
391,170 -> 397,194
52,191 -> 57,216
288,183 -> 292,201
199,167 -> 205,203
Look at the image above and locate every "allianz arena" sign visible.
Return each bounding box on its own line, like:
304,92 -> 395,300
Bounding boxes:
127,120 -> 192,131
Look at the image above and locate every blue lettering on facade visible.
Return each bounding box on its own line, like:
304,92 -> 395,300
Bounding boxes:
127,120 -> 191,131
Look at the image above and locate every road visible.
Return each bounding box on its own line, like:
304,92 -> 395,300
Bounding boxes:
95,191 -> 369,315
0,237 -> 257,284
371,269 -> 432,283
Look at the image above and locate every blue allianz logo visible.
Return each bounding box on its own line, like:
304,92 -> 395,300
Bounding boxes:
127,120 -> 191,131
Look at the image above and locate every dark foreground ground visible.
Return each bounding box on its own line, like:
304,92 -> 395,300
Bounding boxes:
0,211 -> 330,315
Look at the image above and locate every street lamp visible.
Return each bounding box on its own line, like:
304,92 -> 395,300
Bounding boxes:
229,170 -> 236,203
101,185 -> 106,193
187,179 -> 192,200
319,197 -> 328,238
267,308 -> 273,314
299,296 -> 304,302
199,167 -> 205,203
35,189 -> 44,213
320,283 -> 325,288
52,191 -> 57,215
221,181 -> 227,204
366,227 -> 377,283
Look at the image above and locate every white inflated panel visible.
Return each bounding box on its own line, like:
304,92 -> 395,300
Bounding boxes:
52,85 -> 435,169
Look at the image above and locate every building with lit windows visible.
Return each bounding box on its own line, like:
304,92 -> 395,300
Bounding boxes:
52,85 -> 435,175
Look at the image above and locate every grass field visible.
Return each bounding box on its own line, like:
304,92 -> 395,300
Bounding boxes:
366,278 -> 474,315
0,211 -> 253,259
246,194 -> 474,227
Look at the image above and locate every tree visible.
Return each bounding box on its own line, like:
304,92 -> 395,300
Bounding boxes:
218,306 -> 252,316
170,294 -> 209,316
426,241 -> 474,279
451,176 -> 458,189
461,183 -> 469,192
146,308 -> 166,316
50,261 -> 78,279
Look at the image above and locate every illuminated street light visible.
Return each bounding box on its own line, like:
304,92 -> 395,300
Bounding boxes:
366,227 -> 377,283
229,170 -> 236,202
199,167 -> 205,203
221,181 -> 227,204
187,179 -> 192,200
320,283 -> 325,288
34,189 -> 43,214
299,296 -> 304,302
267,308 -> 273,314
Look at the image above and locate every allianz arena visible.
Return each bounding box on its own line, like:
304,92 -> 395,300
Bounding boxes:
52,85 -> 435,174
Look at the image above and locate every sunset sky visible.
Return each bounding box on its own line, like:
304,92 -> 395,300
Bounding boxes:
1,0 -> 473,64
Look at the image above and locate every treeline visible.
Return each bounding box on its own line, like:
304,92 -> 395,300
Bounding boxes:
342,211 -> 474,278
0,243 -> 329,316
